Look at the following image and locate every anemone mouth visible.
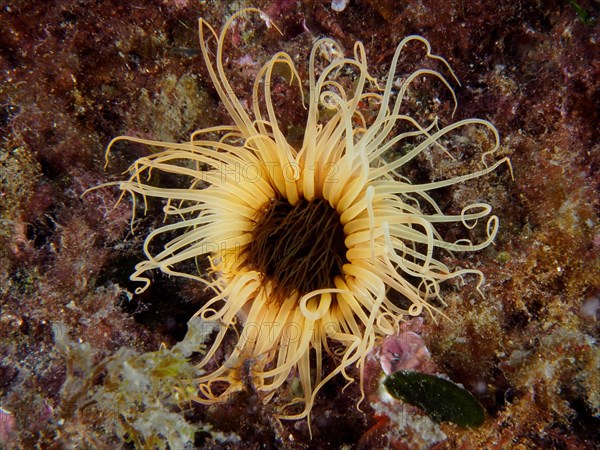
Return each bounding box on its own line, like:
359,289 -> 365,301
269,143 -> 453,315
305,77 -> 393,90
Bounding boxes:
248,196 -> 348,305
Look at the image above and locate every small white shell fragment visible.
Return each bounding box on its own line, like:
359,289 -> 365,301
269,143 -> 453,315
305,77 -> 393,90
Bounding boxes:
332,0 -> 349,13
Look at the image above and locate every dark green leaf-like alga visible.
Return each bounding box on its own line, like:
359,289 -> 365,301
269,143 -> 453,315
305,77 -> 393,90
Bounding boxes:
384,371 -> 485,428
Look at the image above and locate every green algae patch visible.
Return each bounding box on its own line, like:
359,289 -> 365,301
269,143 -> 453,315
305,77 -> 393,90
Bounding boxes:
383,371 -> 485,428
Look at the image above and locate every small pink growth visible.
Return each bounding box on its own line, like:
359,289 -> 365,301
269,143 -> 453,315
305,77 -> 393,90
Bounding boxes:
0,408 -> 17,446
162,0 -> 189,9
379,319 -> 437,375
266,0 -> 296,19
237,54 -> 257,67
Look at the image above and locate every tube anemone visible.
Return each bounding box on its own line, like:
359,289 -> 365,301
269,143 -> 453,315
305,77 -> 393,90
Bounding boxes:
101,9 -> 511,428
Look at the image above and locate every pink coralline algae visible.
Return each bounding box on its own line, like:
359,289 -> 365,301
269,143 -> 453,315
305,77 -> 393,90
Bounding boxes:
378,319 -> 437,375
0,407 -> 17,446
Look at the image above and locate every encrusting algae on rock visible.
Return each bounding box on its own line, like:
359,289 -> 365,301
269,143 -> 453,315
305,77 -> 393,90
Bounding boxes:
92,8 -> 511,431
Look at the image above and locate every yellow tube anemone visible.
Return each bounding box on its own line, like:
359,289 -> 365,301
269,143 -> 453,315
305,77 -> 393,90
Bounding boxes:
102,9 -> 511,427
